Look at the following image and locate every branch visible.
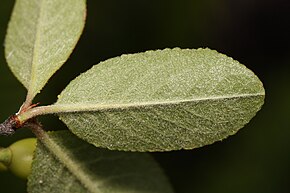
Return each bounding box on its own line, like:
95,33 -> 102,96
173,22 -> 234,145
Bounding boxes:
0,115 -> 21,136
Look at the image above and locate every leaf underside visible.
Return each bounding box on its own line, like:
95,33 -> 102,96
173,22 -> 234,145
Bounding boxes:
27,131 -> 173,193
55,48 -> 265,152
5,0 -> 86,100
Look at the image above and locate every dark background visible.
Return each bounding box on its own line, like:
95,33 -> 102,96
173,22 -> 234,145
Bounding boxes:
0,0 -> 290,192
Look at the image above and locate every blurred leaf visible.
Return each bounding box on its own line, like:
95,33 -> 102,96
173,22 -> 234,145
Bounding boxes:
5,0 -> 86,100
54,48 -> 265,151
28,131 -> 173,193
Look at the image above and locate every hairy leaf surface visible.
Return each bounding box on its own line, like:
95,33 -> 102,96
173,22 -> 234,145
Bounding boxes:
28,131 -> 173,193
55,48 -> 265,151
5,0 -> 86,100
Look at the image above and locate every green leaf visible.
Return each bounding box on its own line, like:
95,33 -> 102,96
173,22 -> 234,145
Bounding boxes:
28,131 -> 173,193
5,0 -> 86,101
55,48 -> 265,152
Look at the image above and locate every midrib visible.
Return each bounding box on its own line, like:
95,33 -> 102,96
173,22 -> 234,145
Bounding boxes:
53,92 -> 265,113
27,0 -> 45,98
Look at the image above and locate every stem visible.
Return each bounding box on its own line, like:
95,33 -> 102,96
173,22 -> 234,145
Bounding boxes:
25,90 -> 34,107
20,100 -> 32,114
28,122 -> 99,193
17,105 -> 56,124
28,121 -> 69,167
19,93 -> 34,114
28,121 -> 47,141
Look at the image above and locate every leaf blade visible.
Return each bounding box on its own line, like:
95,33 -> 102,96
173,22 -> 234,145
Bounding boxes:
55,48 -> 265,151
5,0 -> 86,100
27,131 -> 173,193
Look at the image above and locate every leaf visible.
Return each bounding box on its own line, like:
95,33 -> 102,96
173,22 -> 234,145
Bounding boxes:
5,0 -> 86,100
27,131 -> 173,193
55,48 -> 265,152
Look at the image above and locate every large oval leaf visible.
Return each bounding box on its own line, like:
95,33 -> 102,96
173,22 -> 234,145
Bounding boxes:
28,131 -> 173,193
55,48 -> 265,151
5,0 -> 86,100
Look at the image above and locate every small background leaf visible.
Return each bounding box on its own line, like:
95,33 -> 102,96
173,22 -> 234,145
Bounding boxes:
55,48 -> 265,151
5,0 -> 86,99
28,131 -> 173,193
